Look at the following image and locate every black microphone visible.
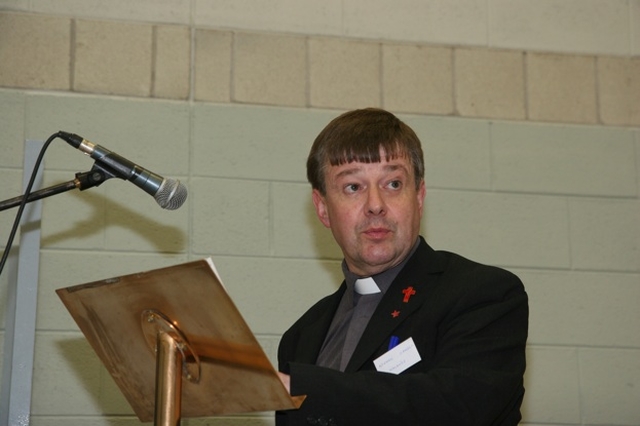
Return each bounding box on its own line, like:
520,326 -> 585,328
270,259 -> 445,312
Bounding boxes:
58,131 -> 187,210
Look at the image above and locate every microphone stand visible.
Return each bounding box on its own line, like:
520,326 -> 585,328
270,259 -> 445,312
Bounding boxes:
0,164 -> 117,212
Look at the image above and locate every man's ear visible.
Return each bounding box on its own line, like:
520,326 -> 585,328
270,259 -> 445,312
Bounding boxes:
417,179 -> 426,215
312,189 -> 331,228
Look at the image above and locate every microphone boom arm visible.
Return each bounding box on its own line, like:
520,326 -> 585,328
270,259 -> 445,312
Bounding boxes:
0,167 -> 114,212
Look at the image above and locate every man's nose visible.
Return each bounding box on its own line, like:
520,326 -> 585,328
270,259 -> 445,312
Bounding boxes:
366,187 -> 386,215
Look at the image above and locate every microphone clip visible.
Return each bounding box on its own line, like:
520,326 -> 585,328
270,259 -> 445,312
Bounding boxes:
74,164 -> 118,191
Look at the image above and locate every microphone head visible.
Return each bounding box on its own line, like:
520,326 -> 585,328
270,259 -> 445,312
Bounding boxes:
155,179 -> 188,210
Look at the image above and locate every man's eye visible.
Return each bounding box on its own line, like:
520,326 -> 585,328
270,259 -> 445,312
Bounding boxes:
345,184 -> 360,193
388,180 -> 402,190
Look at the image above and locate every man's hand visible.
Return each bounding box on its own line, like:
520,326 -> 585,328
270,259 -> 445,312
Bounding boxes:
277,372 -> 291,393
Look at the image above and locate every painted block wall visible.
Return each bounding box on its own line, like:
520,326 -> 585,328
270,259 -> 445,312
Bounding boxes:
1,1 -> 639,425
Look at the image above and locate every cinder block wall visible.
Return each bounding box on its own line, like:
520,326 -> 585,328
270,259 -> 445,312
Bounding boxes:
0,2 -> 639,425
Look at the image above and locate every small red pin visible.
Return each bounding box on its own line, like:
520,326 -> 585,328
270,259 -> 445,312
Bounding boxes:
402,286 -> 416,303
391,310 -> 400,318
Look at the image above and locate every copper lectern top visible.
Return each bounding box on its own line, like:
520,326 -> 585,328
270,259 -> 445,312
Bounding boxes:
56,258 -> 304,422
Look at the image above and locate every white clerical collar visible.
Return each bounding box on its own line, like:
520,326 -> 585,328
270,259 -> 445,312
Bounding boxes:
354,277 -> 381,295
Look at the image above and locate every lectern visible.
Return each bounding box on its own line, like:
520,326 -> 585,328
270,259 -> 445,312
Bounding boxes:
56,258 -> 304,425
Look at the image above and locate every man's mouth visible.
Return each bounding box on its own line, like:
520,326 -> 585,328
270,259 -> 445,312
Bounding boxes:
363,227 -> 391,239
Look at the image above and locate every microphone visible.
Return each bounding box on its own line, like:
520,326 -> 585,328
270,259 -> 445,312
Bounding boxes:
58,131 -> 187,210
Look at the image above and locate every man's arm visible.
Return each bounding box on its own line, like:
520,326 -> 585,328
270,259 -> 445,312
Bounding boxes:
277,269 -> 528,426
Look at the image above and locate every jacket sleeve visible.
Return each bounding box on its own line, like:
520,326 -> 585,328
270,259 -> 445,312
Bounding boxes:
277,268 -> 528,426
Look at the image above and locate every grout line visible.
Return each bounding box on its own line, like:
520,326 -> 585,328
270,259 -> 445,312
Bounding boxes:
150,25 -> 157,98
189,0 -> 196,103
451,47 -> 458,116
69,18 -> 76,91
379,41 -> 384,108
522,51 -> 528,121
593,55 -> 602,125
305,36 -> 311,107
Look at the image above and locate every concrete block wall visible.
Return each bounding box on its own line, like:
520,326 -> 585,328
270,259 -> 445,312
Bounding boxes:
0,1 -> 639,425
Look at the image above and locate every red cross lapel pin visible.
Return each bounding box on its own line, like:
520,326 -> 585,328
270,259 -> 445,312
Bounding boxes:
402,286 -> 416,303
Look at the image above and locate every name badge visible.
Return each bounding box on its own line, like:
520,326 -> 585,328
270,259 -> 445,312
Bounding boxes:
373,337 -> 421,374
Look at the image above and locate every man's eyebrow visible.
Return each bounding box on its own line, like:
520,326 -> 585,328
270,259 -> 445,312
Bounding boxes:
334,166 -> 363,180
383,163 -> 409,174
333,162 -> 409,180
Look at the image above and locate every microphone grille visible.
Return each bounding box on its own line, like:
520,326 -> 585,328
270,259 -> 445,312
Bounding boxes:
155,179 -> 188,210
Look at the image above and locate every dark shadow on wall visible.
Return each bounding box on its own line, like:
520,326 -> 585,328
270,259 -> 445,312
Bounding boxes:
40,188 -> 187,253
54,337 -> 138,422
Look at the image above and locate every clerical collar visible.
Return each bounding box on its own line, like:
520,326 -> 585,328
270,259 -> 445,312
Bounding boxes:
342,237 -> 420,296
354,277 -> 380,295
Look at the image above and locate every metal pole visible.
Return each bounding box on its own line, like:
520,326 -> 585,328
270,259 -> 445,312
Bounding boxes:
0,140 -> 44,426
154,331 -> 183,426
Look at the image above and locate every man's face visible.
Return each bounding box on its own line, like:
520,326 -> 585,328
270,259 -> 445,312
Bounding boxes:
312,152 -> 426,277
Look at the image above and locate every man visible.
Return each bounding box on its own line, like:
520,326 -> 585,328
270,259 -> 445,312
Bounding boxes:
277,108 -> 528,425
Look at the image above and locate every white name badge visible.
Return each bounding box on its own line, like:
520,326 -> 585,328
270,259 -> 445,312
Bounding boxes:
373,337 -> 421,374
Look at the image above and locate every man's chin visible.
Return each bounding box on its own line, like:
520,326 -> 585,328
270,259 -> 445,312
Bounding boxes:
358,252 -> 401,275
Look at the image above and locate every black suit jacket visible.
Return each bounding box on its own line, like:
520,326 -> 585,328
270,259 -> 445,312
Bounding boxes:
277,237 -> 528,426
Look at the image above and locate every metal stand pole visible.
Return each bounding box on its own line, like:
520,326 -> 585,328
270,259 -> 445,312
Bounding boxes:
154,331 -> 183,426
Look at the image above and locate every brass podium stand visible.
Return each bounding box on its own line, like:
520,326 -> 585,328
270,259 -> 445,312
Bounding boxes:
56,258 -> 304,425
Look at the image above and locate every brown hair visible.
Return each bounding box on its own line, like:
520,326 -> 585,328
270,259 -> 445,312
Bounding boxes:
307,108 -> 424,194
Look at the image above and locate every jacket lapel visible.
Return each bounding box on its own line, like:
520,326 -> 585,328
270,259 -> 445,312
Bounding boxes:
345,239 -> 445,372
292,284 -> 346,364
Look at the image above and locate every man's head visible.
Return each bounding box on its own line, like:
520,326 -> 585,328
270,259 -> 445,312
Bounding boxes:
308,108 -> 426,276
307,108 -> 425,195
